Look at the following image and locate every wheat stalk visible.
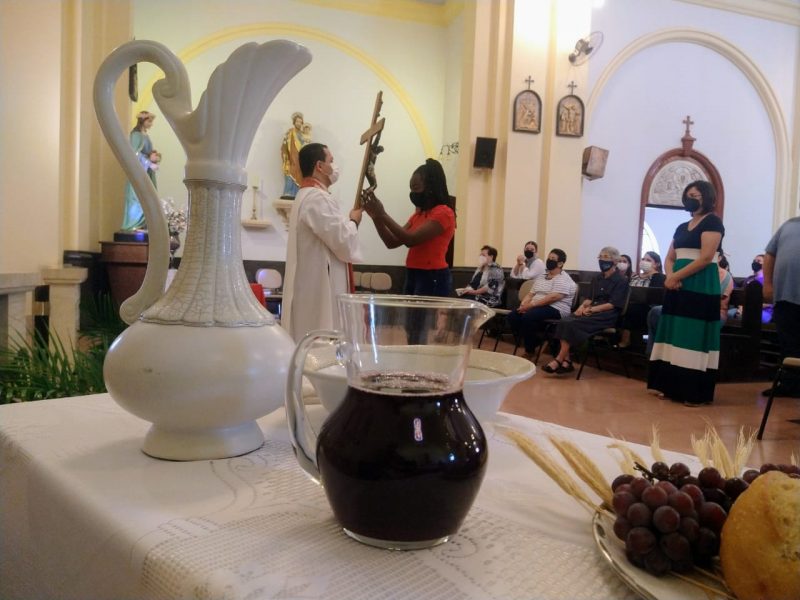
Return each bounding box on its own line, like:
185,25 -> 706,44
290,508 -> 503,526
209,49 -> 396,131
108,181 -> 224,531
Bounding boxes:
732,429 -> 756,476
650,424 -> 666,464
548,436 -> 613,508
694,565 -> 729,587
709,428 -> 735,478
691,431 -> 712,468
670,571 -> 735,599
690,425 -> 756,478
606,440 -> 647,475
501,427 -> 602,515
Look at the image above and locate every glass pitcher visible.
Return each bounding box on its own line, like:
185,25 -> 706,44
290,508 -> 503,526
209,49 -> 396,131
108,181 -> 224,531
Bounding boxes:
286,294 -> 494,550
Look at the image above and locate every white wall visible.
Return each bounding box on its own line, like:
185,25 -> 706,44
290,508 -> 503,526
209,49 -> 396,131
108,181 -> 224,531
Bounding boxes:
0,1 -> 63,273
580,0 -> 798,276
132,0 -> 457,265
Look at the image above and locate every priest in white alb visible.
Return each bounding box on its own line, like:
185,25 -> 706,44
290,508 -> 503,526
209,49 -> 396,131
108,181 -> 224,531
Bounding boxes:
282,142 -> 364,343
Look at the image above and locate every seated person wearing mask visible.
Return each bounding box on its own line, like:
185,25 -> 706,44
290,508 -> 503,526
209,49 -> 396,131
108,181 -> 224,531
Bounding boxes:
617,254 -> 634,280
510,241 -> 545,280
506,241 -> 546,311
618,251 -> 666,349
507,248 -> 576,359
543,246 -> 628,374
458,245 -> 505,308
735,253 -> 772,323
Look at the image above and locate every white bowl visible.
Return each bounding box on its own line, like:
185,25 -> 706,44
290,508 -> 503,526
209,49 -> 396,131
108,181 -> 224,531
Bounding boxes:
303,347 -> 535,427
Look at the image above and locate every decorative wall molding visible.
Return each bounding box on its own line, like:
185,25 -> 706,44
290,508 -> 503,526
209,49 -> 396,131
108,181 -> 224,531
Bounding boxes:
587,27 -> 793,230
677,0 -> 800,27
133,23 -> 435,156
297,0 -> 464,27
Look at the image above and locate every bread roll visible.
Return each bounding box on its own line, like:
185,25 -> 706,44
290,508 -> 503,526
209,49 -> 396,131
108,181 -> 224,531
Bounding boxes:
720,471 -> 800,600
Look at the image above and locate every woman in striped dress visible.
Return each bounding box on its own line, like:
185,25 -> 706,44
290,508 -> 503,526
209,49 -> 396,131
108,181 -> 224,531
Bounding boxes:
648,181 -> 724,406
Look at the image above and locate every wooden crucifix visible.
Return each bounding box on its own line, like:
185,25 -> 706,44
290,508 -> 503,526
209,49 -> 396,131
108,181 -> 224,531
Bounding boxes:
353,91 -> 386,209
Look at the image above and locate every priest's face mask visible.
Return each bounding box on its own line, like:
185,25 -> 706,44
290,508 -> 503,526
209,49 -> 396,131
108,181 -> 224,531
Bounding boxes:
317,148 -> 340,186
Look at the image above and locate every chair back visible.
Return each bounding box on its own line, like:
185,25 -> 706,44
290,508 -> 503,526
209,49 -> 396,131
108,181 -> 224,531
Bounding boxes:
255,268 -> 282,291
619,285 -> 633,318
517,279 -> 535,302
370,272 -> 392,292
360,272 -> 373,290
249,283 -> 266,307
352,271 -> 362,289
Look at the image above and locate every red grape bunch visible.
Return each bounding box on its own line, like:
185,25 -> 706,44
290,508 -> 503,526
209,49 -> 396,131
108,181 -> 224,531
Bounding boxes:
610,461 -> 800,577
610,462 -> 727,576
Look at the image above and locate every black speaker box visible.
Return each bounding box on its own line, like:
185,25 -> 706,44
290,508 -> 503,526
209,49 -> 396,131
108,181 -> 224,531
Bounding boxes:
473,137 -> 497,169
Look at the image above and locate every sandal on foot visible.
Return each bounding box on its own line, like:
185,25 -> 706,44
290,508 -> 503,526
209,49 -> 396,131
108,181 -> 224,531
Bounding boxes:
557,360 -> 575,374
542,360 -> 560,374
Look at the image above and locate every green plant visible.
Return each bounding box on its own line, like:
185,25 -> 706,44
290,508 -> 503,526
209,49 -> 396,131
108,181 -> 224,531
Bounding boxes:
0,293 -> 127,403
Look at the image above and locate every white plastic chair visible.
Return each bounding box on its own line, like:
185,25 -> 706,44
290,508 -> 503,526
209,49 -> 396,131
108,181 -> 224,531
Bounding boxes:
360,272 -> 373,291
255,268 -> 282,292
370,272 -> 392,293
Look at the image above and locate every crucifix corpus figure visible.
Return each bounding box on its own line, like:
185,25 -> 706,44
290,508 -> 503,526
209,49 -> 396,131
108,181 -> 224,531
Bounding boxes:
354,91 -> 386,209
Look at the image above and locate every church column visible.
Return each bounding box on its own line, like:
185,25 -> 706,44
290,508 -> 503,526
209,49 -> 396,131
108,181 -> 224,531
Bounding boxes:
59,0 -> 132,258
454,0 -> 593,267
453,0 -> 514,265
540,0 -> 591,264
790,31 -> 800,223
501,0 -> 553,265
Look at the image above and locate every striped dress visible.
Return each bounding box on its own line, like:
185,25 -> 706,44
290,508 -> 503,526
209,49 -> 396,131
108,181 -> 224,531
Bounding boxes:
648,214 -> 725,405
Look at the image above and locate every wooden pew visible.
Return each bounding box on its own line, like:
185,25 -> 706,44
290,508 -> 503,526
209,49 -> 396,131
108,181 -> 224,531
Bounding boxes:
718,280 -> 764,381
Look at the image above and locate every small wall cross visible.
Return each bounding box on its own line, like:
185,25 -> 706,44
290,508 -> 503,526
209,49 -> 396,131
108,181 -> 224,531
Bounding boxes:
524,76 -> 534,90
683,115 -> 694,136
567,81 -> 577,95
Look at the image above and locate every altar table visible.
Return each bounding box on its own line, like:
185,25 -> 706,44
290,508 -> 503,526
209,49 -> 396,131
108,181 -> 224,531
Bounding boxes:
0,394 -> 703,599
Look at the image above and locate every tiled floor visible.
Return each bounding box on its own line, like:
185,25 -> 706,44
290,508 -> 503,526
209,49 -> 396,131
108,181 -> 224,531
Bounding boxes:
488,338 -> 800,466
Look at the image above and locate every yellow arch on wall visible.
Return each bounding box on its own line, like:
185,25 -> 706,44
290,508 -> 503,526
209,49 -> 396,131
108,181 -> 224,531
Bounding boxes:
134,23 -> 435,156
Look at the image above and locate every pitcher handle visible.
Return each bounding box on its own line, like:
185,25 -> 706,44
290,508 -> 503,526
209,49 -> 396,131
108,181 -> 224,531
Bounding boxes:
286,330 -> 342,483
93,41 -> 189,324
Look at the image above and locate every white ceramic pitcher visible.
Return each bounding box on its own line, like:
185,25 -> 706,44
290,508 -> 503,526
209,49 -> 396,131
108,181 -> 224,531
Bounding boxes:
94,40 -> 311,460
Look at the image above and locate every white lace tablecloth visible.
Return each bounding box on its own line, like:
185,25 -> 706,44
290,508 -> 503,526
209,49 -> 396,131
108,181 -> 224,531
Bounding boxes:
0,394 -> 702,599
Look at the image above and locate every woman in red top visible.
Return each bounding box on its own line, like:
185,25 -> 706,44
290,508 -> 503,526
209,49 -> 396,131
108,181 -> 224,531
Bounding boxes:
363,159 -> 455,296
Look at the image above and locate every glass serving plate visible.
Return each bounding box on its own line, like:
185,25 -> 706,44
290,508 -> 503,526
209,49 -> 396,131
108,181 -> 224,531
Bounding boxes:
592,512 -> 726,600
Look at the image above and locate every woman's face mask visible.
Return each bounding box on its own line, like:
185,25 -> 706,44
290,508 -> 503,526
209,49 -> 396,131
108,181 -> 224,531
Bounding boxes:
524,249 -> 535,259
478,255 -> 489,266
639,259 -> 653,273
751,261 -> 762,273
682,189 -> 702,213
409,191 -> 426,208
617,261 -> 629,272
598,260 -> 615,272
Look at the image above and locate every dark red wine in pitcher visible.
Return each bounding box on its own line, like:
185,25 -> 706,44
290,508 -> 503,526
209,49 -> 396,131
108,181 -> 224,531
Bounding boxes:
316,372 -> 488,548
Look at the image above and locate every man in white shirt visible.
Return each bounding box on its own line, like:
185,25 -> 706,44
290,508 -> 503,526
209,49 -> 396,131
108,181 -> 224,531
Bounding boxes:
282,143 -> 363,343
507,248 -> 576,359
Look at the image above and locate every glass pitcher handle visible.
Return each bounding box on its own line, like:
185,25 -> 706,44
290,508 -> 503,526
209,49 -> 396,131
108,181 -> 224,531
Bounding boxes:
285,330 -> 342,483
